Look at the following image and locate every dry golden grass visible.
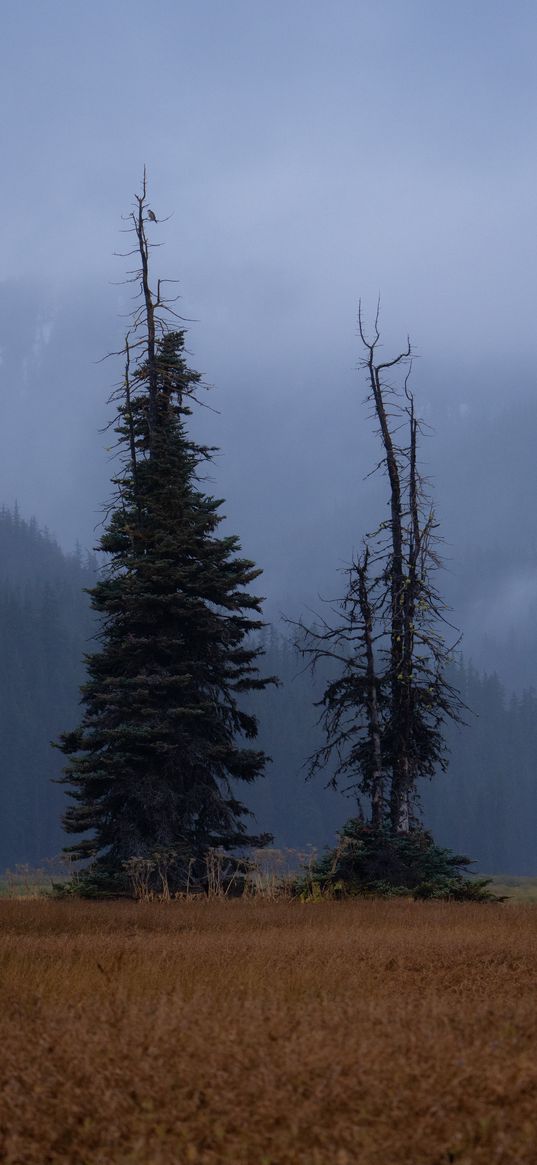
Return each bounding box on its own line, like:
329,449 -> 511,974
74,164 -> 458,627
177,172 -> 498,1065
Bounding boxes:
2,899 -> 537,1163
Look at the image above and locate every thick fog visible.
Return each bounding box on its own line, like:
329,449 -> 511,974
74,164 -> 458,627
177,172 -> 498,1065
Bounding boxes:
2,0 -> 537,685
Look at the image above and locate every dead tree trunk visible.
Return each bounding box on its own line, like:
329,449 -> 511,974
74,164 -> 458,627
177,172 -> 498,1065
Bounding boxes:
295,306 -> 463,838
356,549 -> 385,826
359,305 -> 411,831
132,167 -> 158,443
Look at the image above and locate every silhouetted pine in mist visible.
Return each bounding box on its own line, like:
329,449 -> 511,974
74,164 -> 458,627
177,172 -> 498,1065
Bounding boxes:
57,183 -> 275,894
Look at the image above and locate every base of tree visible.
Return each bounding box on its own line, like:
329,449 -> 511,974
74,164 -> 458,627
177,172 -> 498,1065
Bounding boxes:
53,849 -> 257,900
298,819 -> 497,901
52,866 -> 130,899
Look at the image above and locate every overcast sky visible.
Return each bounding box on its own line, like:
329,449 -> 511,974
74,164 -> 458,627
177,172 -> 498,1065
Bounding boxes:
3,1 -> 537,349
2,1 -> 537,672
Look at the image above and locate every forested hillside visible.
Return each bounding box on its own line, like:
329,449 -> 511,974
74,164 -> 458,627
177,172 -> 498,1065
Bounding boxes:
0,509 -> 95,867
247,637 -> 537,875
1,507 -> 537,875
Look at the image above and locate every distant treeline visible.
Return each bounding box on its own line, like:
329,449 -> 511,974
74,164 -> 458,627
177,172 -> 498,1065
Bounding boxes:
246,634 -> 537,876
0,507 -> 536,875
0,509 -> 95,867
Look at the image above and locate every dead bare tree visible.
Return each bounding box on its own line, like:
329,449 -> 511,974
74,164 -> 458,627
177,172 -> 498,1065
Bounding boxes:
297,544 -> 388,823
296,306 -> 464,835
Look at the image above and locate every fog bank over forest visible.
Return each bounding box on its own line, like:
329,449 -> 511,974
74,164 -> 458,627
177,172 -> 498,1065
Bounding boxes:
1,275 -> 536,690
2,0 -> 537,685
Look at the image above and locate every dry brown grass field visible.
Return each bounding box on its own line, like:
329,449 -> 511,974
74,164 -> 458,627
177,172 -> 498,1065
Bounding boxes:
2,899 -> 537,1164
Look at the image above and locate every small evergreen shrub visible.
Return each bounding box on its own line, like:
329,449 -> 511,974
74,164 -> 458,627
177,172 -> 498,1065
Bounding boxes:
298,819 -> 497,901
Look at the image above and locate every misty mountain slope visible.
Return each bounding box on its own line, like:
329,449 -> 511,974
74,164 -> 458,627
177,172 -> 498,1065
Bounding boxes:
0,509 -> 95,868
423,663 -> 537,875
4,279 -> 537,691
241,631 -> 350,854
247,638 -> 537,876
1,509 -> 537,874
0,280 -> 117,555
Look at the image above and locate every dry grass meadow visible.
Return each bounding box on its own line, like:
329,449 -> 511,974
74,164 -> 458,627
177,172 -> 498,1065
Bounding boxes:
3,899 -> 537,1164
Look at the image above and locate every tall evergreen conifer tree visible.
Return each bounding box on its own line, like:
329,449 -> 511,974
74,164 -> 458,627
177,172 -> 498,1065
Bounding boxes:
57,176 -> 274,893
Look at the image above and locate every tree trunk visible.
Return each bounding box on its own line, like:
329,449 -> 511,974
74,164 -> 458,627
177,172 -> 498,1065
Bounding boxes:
357,550 -> 384,827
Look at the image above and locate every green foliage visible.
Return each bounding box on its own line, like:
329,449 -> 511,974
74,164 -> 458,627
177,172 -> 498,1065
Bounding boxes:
298,819 -> 496,901
413,877 -> 497,902
52,867 -> 129,899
